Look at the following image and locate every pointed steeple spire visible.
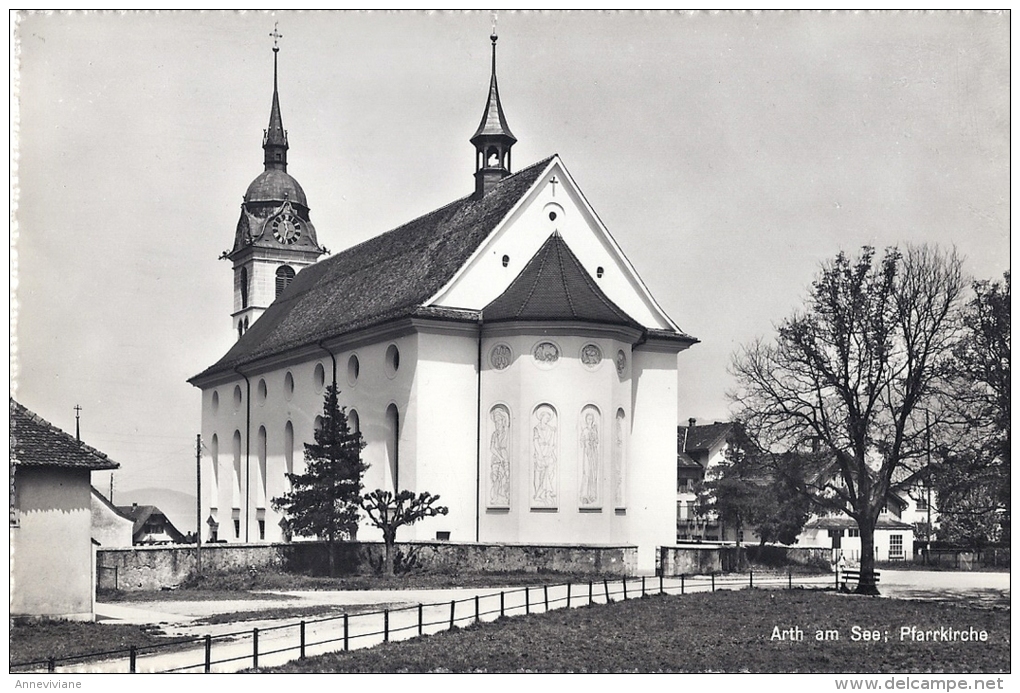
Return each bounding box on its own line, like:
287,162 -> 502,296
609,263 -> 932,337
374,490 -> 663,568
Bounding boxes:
471,31 -> 517,199
263,25 -> 289,173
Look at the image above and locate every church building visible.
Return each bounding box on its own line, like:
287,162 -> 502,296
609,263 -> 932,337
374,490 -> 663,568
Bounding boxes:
189,34 -> 697,572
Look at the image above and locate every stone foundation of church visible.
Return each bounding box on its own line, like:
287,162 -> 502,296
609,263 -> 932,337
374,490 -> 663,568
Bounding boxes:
97,541 -> 638,592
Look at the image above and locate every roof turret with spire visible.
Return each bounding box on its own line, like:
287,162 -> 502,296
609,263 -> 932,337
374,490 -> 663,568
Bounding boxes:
471,32 -> 517,199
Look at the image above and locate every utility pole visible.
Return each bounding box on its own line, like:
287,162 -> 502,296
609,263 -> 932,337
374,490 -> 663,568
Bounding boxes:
196,433 -> 202,575
925,410 -> 932,565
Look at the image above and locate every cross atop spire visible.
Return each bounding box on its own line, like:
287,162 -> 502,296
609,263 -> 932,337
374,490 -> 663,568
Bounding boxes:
270,22 -> 283,52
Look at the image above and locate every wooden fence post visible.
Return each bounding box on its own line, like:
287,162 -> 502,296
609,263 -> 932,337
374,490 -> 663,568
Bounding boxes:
543,585 -> 549,611
129,646 -> 137,673
205,635 -> 212,672
418,604 -> 423,636
567,583 -> 571,608
384,609 -> 390,643
449,600 -> 456,629
252,628 -> 259,670
500,591 -> 505,618
344,614 -> 349,651
299,622 -> 306,660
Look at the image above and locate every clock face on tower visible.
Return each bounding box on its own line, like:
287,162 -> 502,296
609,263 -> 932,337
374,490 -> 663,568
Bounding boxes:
271,212 -> 303,244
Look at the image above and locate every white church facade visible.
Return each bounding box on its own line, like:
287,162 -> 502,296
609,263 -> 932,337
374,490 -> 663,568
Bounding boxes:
189,35 -> 697,572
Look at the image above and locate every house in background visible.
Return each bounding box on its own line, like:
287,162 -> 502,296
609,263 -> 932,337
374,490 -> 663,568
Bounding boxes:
10,399 -> 119,621
117,503 -> 188,545
91,487 -> 134,548
678,417 -> 929,560
676,419 -> 754,543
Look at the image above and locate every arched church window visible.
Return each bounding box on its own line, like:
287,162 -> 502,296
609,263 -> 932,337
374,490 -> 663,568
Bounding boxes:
386,404 -> 400,491
276,265 -> 296,297
284,421 -> 294,491
257,426 -> 268,509
486,147 -> 500,167
240,267 -> 249,309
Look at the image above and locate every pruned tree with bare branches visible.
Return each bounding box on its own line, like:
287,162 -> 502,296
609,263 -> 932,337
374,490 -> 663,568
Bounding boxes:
361,489 -> 449,576
730,245 -> 965,594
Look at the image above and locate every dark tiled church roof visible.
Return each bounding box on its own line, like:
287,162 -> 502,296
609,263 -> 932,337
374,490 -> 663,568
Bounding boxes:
10,399 -> 119,471
483,233 -> 642,329
192,157 -> 555,382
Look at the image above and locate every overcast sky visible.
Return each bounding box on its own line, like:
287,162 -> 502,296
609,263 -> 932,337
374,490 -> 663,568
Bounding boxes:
11,11 -> 1010,516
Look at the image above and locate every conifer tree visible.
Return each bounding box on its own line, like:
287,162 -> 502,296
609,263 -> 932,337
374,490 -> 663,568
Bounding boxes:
272,384 -> 367,576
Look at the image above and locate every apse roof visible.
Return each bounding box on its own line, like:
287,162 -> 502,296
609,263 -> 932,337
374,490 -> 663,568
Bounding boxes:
482,233 -> 642,329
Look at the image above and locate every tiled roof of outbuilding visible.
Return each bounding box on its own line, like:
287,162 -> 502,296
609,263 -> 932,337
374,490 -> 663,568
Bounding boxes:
482,233 -> 643,329
192,157 -> 555,382
10,399 -> 119,471
678,422 -> 735,454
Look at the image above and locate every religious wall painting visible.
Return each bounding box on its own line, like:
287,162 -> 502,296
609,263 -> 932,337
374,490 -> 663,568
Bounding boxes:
489,344 -> 512,371
488,404 -> 512,508
579,405 -> 602,508
613,409 -> 626,509
615,350 -> 627,378
580,343 -> 603,370
531,404 -> 558,508
533,341 -> 560,368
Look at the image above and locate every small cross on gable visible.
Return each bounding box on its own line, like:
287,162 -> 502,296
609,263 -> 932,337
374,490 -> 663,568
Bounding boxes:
549,176 -> 559,197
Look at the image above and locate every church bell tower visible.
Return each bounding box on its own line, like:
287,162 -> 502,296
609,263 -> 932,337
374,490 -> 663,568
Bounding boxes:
471,32 -> 516,199
225,29 -> 326,340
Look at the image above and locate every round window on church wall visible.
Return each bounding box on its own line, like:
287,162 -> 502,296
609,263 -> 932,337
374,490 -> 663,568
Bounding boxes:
233,385 -> 243,411
284,371 -> 295,401
385,344 -> 400,378
347,354 -> 360,386
257,378 -> 268,405
313,363 -> 325,392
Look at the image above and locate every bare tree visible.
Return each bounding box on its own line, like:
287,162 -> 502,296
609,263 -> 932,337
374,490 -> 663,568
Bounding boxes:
731,245 -> 965,594
361,489 -> 448,576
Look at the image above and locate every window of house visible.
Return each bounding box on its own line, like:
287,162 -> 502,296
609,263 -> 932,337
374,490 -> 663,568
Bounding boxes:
234,519 -> 241,538
848,528 -> 860,537
889,534 -> 904,559
258,520 -> 266,541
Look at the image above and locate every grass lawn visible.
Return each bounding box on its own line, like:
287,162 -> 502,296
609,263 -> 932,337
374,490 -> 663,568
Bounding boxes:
258,590 -> 1010,673
9,621 -> 195,670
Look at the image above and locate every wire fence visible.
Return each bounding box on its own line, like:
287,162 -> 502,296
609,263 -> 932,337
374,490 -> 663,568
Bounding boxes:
11,570 -> 833,674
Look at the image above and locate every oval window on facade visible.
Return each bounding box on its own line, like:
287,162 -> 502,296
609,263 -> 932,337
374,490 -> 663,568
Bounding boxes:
313,363 -> 326,392
284,371 -> 294,401
385,344 -> 400,378
347,354 -> 360,386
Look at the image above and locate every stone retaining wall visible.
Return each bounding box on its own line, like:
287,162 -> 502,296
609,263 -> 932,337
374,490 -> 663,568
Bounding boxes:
97,541 -> 638,591
658,544 -> 832,576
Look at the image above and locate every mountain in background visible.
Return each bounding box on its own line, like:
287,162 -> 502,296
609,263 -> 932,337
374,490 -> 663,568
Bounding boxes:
113,486 -> 198,535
